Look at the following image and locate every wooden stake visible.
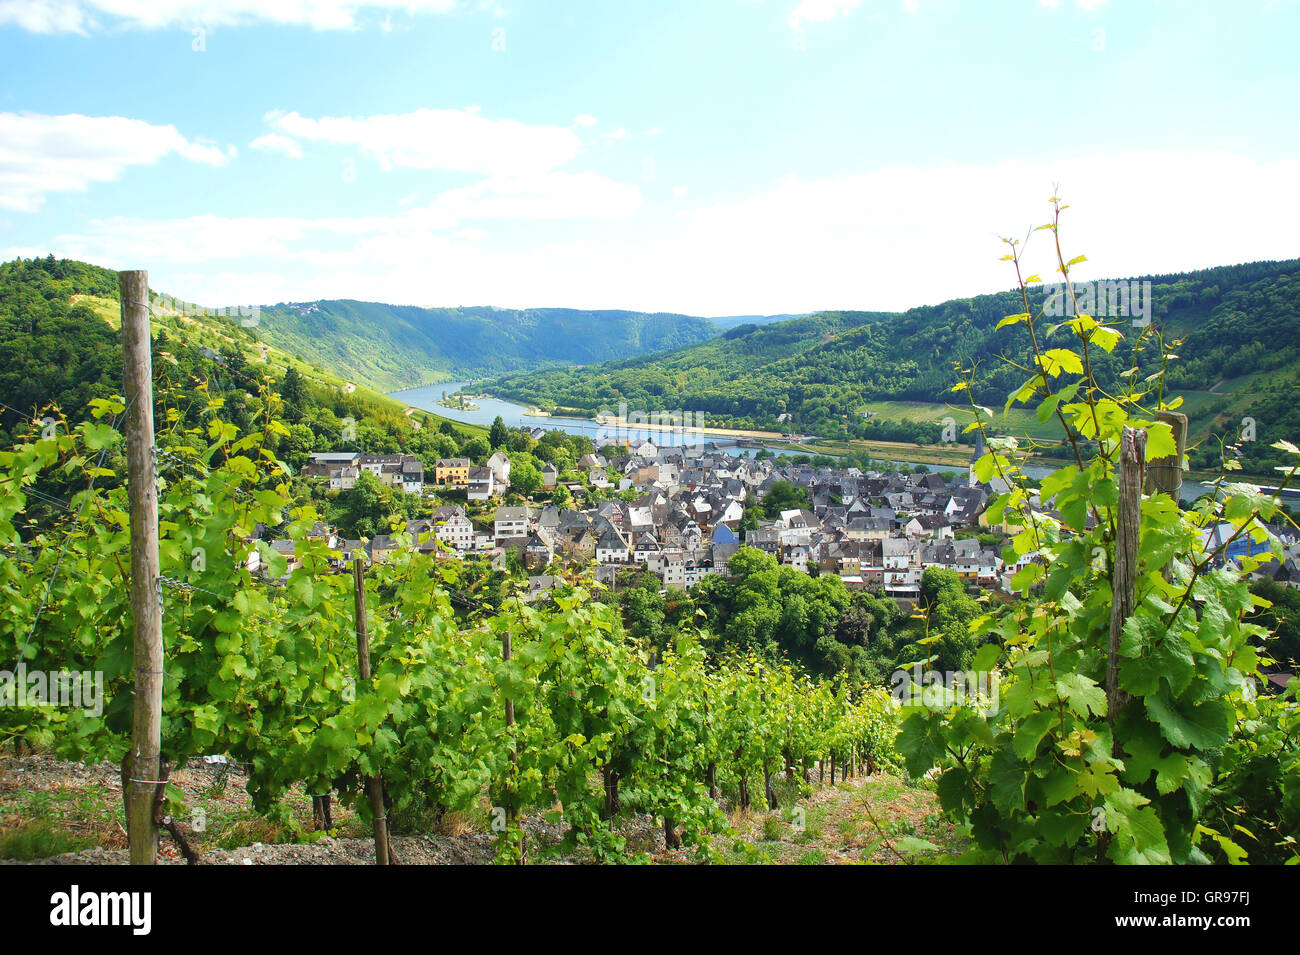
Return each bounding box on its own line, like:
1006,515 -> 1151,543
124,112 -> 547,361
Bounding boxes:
352,557 -> 390,865
120,269 -> 162,866
1107,426 -> 1146,727
502,628 -> 523,863
503,628 -> 515,732
703,690 -> 718,800
1146,410 -> 1187,502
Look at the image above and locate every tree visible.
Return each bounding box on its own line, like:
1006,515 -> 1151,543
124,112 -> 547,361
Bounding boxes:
740,492 -> 760,536
914,566 -> 981,671
761,480 -> 809,519
331,471 -> 398,539
489,415 -> 508,449
221,345 -> 247,376
1249,579 -> 1300,670
280,365 -> 306,412
727,545 -> 779,579
509,457 -> 542,496
621,578 -> 667,649
282,423 -> 316,469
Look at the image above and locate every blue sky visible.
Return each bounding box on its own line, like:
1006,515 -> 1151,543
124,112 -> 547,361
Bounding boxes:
1,0 -> 1297,314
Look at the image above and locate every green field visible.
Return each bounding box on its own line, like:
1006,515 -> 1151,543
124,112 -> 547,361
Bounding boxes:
860,390 -> 1254,449
859,400 -> 1064,442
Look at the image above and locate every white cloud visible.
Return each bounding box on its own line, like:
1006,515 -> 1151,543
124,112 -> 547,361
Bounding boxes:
0,111 -> 228,212
789,0 -> 861,30
648,151 -> 1300,313
0,0 -> 459,33
572,114 -> 598,127
431,171 -> 642,221
249,132 -> 303,159
20,152 -> 1297,316
263,107 -> 582,176
672,185 -> 688,199
600,127 -> 630,147
37,170 -> 641,267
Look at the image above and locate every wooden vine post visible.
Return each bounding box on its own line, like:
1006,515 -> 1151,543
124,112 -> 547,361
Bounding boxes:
761,691 -> 777,810
352,557 -> 391,865
1105,412 -> 1188,735
1146,410 -> 1188,503
120,269 -> 163,865
703,689 -> 718,800
502,627 -> 523,863
1106,426 -> 1147,726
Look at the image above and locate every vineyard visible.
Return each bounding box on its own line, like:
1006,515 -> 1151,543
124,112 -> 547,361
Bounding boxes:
0,381 -> 900,863
4,204 -> 1300,867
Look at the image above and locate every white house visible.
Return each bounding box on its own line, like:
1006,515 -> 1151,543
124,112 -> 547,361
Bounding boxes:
468,466 -> 495,501
487,451 -> 512,488
433,505 -> 474,552
359,453 -> 402,476
596,529 -> 630,564
329,465 -> 359,490
398,455 -> 425,495
494,505 -> 534,542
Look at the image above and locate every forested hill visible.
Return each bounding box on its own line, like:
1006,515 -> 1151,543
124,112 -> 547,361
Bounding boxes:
251,300 -> 722,391
481,258 -> 1300,472
0,255 -> 739,394
0,257 -> 124,439
484,308 -> 903,420
0,255 -> 481,454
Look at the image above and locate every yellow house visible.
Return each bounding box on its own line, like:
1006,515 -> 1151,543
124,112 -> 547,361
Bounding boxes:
435,457 -> 471,486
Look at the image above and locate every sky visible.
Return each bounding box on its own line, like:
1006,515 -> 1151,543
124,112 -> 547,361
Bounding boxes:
0,0 -> 1297,316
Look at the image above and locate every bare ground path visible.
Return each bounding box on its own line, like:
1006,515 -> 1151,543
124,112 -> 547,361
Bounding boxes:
2,753 -> 965,865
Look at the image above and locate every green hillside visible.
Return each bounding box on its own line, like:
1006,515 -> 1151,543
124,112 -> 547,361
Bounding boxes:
484,309 -> 901,421
482,259 -> 1300,477
250,300 -> 721,391
0,255 -> 484,450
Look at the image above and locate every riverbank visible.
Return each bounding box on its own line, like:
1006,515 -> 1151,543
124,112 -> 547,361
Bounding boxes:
763,435 -> 988,469
498,399 -> 791,441
593,415 -> 788,442
394,383 -> 1288,493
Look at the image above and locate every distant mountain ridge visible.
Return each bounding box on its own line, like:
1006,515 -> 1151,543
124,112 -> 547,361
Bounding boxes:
0,253 -> 818,395
707,312 -> 811,331
250,300 -> 724,391
478,257 -> 1300,476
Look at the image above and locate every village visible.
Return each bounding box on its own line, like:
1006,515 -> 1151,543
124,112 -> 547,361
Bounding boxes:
257,437 -> 1028,603
247,432 -> 1300,610
258,431 -> 1300,606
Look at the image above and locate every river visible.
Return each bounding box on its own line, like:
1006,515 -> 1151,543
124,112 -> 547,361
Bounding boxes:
391,381 -> 791,452
391,381 -> 1266,504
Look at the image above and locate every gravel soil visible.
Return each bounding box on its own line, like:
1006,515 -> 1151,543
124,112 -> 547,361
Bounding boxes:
2,752 -> 959,865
